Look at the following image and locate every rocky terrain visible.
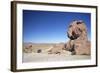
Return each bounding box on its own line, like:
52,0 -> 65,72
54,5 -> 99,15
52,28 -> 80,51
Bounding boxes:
23,20 -> 91,62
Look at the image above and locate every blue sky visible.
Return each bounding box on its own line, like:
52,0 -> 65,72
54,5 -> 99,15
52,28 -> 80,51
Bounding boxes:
23,10 -> 91,43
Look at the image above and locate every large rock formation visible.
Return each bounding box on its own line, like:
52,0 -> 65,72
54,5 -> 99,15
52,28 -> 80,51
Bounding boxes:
63,20 -> 91,55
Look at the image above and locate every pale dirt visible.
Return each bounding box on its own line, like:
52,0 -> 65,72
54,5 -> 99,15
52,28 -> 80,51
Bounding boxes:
22,53 -> 90,63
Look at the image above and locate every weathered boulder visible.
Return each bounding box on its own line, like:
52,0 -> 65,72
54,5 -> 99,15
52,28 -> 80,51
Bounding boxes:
23,44 -> 33,53
64,20 -> 91,55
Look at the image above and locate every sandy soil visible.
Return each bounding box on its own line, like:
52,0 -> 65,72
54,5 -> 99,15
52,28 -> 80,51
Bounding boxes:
22,53 -> 91,63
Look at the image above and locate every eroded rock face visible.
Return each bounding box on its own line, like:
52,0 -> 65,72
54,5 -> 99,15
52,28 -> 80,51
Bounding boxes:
64,20 -> 91,55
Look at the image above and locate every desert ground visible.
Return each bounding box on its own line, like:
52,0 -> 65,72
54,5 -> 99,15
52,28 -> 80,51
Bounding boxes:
23,53 -> 90,63
23,43 -> 91,63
